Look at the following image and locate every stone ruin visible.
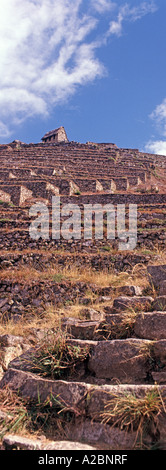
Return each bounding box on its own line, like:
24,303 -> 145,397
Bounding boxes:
41,126 -> 68,144
0,128 -> 166,451
0,127 -> 165,250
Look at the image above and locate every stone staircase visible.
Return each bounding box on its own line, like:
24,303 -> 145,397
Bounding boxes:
0,137 -> 166,450
0,264 -> 166,450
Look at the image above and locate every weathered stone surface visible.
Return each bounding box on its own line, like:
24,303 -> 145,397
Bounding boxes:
62,318 -> 101,340
0,334 -> 26,348
3,434 -> 42,450
152,340 -> 166,362
6,347 -> 38,373
80,308 -> 104,321
159,280 -> 166,296
134,312 -> 166,340
87,383 -> 166,420
7,339 -> 96,377
88,338 -> 152,382
0,369 -> 88,414
1,369 -> 166,448
147,265 -> 166,290
0,334 -> 30,380
67,419 -> 138,450
115,285 -> 143,296
5,336 -> 158,384
112,296 -> 154,313
2,434 -> 96,451
1,368 -> 166,419
151,372 -> 166,384
152,296 -> 166,311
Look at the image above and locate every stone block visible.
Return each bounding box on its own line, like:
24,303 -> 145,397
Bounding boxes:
2,434 -> 96,451
159,281 -> 166,296
147,265 -> 166,290
115,286 -> 143,296
88,338 -> 152,383
152,296 -> 166,311
134,312 -> 166,340
112,296 -> 153,313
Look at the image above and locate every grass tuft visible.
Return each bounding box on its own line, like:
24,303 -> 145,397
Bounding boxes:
100,388 -> 165,448
28,328 -> 90,379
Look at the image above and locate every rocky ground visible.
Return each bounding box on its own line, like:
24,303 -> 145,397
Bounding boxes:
0,257 -> 166,451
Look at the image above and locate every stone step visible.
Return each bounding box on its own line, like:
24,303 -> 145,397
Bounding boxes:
134,312 -> 166,340
86,338 -> 153,383
110,296 -> 154,314
62,311 -> 166,342
105,311 -> 166,341
62,318 -> 102,340
2,434 -> 96,451
1,368 -> 166,449
5,337 -> 166,384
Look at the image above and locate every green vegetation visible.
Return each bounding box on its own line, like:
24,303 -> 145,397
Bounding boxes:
29,329 -> 90,379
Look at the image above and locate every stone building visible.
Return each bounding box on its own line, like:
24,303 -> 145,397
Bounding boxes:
41,126 -> 68,144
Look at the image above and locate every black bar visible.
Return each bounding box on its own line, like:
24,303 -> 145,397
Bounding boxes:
1,450 -> 165,467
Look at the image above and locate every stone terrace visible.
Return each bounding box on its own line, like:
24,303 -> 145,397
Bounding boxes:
0,136 -> 166,451
0,139 -> 165,252
0,141 -> 165,203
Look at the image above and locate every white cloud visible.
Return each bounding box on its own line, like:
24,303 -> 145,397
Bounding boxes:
0,0 -> 105,136
145,140 -> 166,156
90,0 -> 115,14
108,1 -> 157,36
0,0 -> 158,137
0,121 -> 11,138
150,99 -> 166,136
144,98 -> 166,156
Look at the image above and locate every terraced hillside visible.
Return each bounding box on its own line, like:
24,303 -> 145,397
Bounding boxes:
0,137 -> 166,451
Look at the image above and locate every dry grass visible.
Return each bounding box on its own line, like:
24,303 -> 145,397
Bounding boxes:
0,305 -> 62,339
0,386 -> 75,443
0,262 -> 150,290
0,387 -> 32,440
27,328 -> 90,379
100,387 -> 165,448
0,260 -> 153,339
99,310 -> 137,340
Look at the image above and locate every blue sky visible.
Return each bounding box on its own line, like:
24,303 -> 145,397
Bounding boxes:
0,0 -> 166,154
